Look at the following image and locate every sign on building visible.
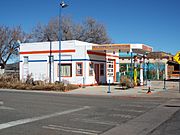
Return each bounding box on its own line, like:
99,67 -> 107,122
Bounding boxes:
174,51 -> 180,64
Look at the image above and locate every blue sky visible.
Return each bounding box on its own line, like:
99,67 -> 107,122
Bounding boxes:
0,0 -> 179,55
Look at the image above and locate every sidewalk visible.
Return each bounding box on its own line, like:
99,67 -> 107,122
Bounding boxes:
0,81 -> 179,98
66,81 -> 180,98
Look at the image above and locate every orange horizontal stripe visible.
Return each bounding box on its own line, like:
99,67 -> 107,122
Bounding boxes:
20,50 -> 75,54
87,51 -> 119,58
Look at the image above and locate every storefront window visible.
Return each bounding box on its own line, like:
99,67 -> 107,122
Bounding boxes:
58,63 -> 72,77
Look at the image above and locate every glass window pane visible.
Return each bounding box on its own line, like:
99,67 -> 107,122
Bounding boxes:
89,63 -> 93,76
24,56 -> 28,64
76,63 -> 83,76
59,64 -> 72,77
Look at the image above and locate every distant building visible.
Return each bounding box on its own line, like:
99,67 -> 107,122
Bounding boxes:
119,51 -> 175,81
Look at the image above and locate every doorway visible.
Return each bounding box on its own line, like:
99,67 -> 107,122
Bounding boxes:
95,64 -> 100,83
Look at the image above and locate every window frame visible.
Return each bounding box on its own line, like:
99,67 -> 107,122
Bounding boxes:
23,56 -> 29,64
58,63 -> 72,77
76,62 -> 83,76
89,62 -> 94,76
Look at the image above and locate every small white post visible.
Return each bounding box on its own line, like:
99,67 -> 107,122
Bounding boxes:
140,59 -> 143,86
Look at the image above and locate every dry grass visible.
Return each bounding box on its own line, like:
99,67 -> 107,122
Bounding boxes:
0,75 -> 79,91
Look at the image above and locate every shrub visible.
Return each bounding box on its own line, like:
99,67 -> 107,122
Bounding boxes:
120,76 -> 134,88
0,75 -> 78,91
66,84 -> 79,91
0,75 -> 18,83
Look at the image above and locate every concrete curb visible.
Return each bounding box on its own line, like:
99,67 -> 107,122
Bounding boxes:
1,87 -> 180,99
101,99 -> 180,135
0,88 -> 162,98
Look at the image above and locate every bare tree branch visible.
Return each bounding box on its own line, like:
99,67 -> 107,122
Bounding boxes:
0,26 -> 24,67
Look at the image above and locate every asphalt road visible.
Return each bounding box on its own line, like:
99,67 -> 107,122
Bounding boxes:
148,109 -> 180,135
0,90 -> 177,135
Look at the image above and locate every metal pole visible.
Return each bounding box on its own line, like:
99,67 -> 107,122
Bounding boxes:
58,1 -> 68,83
49,41 -> 52,83
58,4 -> 62,83
143,54 -> 147,85
179,64 -> 180,93
163,78 -> 166,90
107,79 -> 111,93
130,52 -> 133,86
147,62 -> 149,80
140,59 -> 143,86
82,77 -> 85,88
146,63 -> 147,85
130,52 -> 133,87
119,50 -> 121,82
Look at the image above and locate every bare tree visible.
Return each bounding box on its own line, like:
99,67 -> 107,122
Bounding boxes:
80,17 -> 111,44
61,16 -> 74,41
31,16 -> 74,42
30,16 -> 111,44
30,23 -> 47,42
0,26 -> 24,67
72,24 -> 84,40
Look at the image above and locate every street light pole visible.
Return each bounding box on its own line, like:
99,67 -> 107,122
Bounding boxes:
49,41 -> 52,83
58,1 -> 68,83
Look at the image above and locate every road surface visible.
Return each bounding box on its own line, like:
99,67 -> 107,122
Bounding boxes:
0,90 -> 179,135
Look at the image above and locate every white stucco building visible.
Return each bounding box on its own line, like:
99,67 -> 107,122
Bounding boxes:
20,40 -> 120,86
20,40 -> 153,86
